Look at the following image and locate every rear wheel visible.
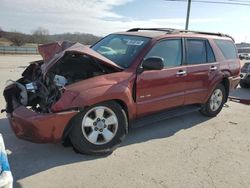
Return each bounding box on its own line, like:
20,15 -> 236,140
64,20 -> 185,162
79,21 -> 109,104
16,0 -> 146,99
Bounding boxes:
69,101 -> 127,155
200,84 -> 226,117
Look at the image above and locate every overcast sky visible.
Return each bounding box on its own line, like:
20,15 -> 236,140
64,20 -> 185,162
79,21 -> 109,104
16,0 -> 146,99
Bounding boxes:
0,0 -> 249,42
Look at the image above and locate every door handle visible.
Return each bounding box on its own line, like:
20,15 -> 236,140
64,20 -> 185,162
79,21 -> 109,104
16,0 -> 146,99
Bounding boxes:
210,66 -> 217,71
176,70 -> 187,76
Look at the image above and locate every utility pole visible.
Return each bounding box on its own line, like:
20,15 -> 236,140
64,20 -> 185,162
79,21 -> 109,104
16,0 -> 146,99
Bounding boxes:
185,0 -> 192,30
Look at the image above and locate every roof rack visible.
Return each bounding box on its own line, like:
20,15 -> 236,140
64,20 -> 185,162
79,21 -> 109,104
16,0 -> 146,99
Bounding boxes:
127,28 -> 234,41
127,28 -> 178,33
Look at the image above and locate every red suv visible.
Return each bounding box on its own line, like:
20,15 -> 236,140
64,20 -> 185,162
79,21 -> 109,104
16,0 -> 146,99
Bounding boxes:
3,28 -> 241,155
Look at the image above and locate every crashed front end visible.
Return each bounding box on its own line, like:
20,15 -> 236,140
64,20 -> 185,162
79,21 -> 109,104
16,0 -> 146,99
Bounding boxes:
3,41 -> 121,143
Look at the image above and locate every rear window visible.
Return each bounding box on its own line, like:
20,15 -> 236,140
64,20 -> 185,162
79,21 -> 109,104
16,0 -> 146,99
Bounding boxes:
214,39 -> 238,60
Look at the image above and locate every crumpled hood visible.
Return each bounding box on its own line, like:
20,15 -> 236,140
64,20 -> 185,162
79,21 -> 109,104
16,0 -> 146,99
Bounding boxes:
38,41 -> 123,73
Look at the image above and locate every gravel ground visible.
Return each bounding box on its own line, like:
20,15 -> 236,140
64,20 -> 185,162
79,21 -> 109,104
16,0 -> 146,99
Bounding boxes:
0,55 -> 250,188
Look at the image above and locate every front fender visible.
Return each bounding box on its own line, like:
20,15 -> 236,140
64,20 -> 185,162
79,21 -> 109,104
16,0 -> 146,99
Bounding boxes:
52,84 -> 136,120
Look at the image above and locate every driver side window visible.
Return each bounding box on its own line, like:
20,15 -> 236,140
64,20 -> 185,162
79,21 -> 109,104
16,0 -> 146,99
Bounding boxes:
145,39 -> 182,68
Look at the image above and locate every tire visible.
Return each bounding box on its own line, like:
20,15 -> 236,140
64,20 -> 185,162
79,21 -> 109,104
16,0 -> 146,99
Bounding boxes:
69,101 -> 127,155
239,80 -> 250,88
200,84 -> 226,117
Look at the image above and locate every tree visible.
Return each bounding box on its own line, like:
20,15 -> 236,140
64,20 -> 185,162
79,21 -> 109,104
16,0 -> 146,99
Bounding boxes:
0,27 -> 3,38
6,32 -> 26,46
32,27 -> 50,44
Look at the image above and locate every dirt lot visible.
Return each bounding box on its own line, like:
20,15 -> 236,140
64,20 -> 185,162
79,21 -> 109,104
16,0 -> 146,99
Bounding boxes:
0,55 -> 250,188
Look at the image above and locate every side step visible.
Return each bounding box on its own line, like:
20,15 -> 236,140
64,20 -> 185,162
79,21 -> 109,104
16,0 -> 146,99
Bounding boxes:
131,105 -> 201,128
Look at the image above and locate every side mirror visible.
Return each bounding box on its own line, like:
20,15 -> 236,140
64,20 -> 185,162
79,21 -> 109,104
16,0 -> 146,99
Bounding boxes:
141,56 -> 164,71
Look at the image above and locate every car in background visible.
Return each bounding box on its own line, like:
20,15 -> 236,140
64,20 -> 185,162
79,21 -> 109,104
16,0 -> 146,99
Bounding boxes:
3,28 -> 241,155
240,61 -> 250,88
239,53 -> 250,60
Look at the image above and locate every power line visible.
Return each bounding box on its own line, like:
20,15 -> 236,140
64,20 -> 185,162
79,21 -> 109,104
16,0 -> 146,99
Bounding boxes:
165,0 -> 250,6
228,0 -> 250,3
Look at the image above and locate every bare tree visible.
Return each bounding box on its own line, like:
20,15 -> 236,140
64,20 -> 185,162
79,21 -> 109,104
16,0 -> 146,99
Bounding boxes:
0,27 -> 3,38
32,27 -> 50,44
6,32 -> 26,46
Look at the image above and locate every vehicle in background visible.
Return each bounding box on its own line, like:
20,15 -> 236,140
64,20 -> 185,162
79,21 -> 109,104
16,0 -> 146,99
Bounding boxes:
0,134 -> 13,188
3,28 -> 241,155
240,61 -> 250,88
239,53 -> 250,60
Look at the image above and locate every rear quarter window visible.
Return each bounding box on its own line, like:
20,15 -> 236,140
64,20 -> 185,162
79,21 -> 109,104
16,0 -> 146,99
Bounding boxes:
214,39 -> 238,60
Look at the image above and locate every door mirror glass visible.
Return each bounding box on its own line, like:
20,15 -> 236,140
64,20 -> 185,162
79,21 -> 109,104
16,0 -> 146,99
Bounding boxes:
142,56 -> 164,71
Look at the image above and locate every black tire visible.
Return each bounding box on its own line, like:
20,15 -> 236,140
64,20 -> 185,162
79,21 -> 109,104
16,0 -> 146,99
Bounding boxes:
69,101 -> 127,155
200,84 -> 226,117
239,80 -> 250,88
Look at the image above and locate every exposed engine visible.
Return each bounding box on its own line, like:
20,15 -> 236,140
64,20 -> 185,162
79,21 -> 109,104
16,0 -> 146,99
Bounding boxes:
3,53 -> 116,113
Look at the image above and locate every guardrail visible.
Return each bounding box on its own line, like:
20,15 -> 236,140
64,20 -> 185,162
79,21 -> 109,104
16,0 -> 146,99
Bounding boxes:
0,45 -> 38,54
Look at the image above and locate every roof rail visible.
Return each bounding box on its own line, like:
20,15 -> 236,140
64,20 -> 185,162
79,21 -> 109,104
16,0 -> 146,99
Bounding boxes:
178,29 -> 235,41
127,28 -> 178,33
127,28 -> 234,41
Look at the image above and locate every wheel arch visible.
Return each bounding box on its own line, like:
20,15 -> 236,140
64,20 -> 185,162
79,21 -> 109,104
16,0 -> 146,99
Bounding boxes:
62,99 -> 129,143
221,77 -> 230,102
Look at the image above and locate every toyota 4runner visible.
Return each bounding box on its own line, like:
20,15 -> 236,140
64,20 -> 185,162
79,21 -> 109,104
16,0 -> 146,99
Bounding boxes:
3,28 -> 241,155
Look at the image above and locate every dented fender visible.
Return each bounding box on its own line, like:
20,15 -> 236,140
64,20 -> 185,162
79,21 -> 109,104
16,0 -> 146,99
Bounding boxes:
53,84 -> 136,121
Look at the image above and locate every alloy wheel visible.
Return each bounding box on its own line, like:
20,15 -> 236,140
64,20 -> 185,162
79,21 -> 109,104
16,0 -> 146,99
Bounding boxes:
209,89 -> 223,111
81,106 -> 118,145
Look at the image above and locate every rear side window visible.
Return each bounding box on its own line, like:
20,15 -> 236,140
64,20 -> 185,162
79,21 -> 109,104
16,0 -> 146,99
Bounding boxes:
186,39 -> 206,64
214,39 -> 237,60
206,41 -> 216,62
186,39 -> 216,64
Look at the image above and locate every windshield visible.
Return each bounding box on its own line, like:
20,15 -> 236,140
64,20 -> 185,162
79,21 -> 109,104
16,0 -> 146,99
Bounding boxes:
91,34 -> 150,68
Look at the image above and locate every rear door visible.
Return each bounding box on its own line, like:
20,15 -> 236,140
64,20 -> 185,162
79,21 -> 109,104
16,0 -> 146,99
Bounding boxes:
184,38 -> 218,105
136,38 -> 187,117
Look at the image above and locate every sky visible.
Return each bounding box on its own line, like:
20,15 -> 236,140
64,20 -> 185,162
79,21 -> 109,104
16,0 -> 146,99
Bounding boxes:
0,0 -> 249,42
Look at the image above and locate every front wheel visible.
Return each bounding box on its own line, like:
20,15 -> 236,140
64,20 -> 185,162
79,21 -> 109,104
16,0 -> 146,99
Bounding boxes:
200,84 -> 226,117
69,101 -> 127,155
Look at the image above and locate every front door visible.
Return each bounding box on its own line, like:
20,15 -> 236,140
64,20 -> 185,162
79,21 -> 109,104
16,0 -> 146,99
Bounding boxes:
136,39 -> 186,117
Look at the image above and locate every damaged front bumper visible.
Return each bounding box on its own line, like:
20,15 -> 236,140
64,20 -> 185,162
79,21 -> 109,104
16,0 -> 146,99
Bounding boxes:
8,106 -> 77,143
3,78 -> 79,143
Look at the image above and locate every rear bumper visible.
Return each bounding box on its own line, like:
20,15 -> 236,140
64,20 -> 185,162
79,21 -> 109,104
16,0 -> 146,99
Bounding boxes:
9,106 -> 77,143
